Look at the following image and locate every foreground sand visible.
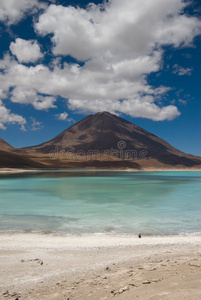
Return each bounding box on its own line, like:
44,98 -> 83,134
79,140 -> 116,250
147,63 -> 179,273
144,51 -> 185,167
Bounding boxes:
0,233 -> 201,300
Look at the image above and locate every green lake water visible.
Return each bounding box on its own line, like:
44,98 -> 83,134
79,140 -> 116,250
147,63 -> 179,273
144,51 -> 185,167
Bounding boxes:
0,171 -> 200,235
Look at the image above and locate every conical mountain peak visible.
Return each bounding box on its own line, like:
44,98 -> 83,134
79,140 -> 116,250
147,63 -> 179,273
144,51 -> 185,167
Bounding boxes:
17,111 -> 201,169
95,111 -> 112,115
27,111 -> 183,156
94,111 -> 117,117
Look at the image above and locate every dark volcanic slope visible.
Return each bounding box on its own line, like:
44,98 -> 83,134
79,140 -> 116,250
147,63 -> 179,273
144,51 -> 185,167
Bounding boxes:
26,112 -> 201,167
0,150 -> 45,169
26,112 -> 177,153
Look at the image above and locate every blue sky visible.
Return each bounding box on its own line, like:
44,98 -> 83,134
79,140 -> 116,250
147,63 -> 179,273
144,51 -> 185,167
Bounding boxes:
0,0 -> 200,155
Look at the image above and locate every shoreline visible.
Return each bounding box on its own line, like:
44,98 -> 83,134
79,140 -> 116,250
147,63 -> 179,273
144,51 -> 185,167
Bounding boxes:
0,168 -> 201,174
1,231 -> 201,250
1,232 -> 201,299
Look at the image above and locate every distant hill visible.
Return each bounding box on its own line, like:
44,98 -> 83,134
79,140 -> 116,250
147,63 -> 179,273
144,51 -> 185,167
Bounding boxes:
0,137 -> 44,169
0,138 -> 14,151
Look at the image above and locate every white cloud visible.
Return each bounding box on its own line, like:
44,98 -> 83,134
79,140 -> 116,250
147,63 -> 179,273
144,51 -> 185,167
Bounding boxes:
35,1 -> 201,61
68,98 -> 180,121
178,99 -> 187,105
0,57 -> 57,111
10,38 -> 43,63
11,87 -> 57,110
0,51 -> 180,120
0,0 -> 201,122
173,64 -> 192,76
56,112 -> 69,121
0,0 -> 47,25
20,124 -> 27,131
33,96 -> 57,110
0,100 -> 26,130
30,117 -> 43,131
0,123 -> 6,130
0,88 -> 7,99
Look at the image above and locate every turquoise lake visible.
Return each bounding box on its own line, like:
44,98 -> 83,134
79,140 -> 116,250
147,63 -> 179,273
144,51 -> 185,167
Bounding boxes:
0,171 -> 201,235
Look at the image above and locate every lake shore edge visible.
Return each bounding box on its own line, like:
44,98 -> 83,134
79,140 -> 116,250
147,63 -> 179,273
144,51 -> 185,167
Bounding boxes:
1,167 -> 201,174
1,231 -> 201,250
1,231 -> 201,249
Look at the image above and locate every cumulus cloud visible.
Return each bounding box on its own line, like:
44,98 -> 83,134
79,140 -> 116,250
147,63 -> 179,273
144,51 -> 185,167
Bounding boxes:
0,52 -> 172,118
0,0 -> 47,25
0,56 -> 56,111
56,112 -> 69,121
173,64 -> 193,76
30,117 -> 43,131
0,100 -> 26,130
68,98 -> 180,121
35,1 -> 201,61
10,39 -> 43,63
11,87 -> 57,110
34,0 -> 200,120
20,124 -> 26,131
0,0 -> 201,122
178,99 -> 187,105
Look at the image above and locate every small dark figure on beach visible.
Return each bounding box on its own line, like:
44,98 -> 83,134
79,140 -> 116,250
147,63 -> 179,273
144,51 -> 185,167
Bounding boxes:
138,233 -> 141,238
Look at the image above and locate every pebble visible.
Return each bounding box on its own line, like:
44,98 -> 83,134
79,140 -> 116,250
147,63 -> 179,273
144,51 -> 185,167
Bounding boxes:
143,280 -> 151,284
128,283 -> 136,287
21,258 -> 43,265
189,263 -> 201,267
3,290 -> 9,295
118,286 -> 129,294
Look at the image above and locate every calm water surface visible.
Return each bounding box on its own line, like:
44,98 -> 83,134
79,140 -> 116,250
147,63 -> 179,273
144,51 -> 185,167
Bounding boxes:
0,171 -> 200,235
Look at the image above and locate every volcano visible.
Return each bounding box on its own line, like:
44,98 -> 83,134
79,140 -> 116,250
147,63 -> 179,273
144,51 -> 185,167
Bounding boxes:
24,111 -> 201,169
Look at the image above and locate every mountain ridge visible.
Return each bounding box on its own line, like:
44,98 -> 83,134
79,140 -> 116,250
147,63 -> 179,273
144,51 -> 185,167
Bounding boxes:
1,112 -> 201,169
0,138 -> 14,151
24,111 -> 193,157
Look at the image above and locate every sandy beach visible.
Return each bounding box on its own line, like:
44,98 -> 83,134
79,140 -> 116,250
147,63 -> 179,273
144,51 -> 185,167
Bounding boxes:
1,233 -> 201,300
